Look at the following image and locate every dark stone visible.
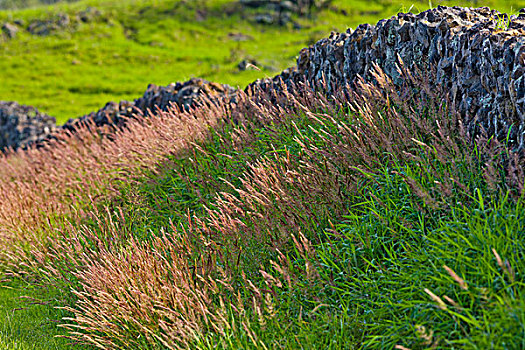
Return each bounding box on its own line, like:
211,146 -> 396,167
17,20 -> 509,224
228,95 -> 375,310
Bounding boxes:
254,13 -> 274,25
238,59 -> 259,71
1,23 -> 19,39
62,78 -> 237,133
27,13 -> 71,36
78,7 -> 101,23
228,32 -> 254,42
6,6 -> 525,154
248,6 -> 525,152
0,102 -> 56,151
1,78 -> 237,152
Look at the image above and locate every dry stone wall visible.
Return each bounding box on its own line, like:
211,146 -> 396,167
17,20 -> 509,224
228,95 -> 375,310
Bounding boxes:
249,6 -> 525,151
3,6 -> 525,152
0,78 -> 236,151
62,78 -> 236,131
0,102 -> 56,151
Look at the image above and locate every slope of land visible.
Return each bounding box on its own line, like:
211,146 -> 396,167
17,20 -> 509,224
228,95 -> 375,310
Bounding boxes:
0,1 -> 524,350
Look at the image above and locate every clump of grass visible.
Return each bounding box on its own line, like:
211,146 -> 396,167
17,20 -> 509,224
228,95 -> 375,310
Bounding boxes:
0,96 -> 230,275
3,64 -> 518,348
0,43 -> 521,348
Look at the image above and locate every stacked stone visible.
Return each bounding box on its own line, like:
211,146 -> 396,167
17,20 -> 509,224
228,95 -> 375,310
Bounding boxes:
63,78 -> 237,131
0,78 -> 236,151
5,6 -> 525,152
0,102 -> 56,151
134,78 -> 236,114
249,6 -> 525,151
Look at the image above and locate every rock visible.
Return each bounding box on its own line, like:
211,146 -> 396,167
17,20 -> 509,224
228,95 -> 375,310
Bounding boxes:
279,12 -> 292,26
56,14 -> 70,27
280,1 -> 297,12
27,13 -> 72,36
77,7 -> 101,23
6,6 -> 525,154
240,0 -> 272,8
28,20 -> 55,36
0,102 -> 56,151
228,32 -> 254,42
248,6 -> 525,152
238,59 -> 259,71
241,0 -> 327,16
293,21 -> 303,30
2,23 -> 19,39
62,78 -> 237,132
255,13 -> 274,25
1,78 -> 237,152
195,8 -> 207,22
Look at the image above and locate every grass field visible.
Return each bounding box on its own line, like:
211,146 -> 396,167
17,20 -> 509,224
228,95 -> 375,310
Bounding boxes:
0,0 -> 522,123
0,67 -> 522,349
0,0 -> 524,349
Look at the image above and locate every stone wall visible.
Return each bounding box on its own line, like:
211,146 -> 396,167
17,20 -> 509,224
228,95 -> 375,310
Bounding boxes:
62,78 -> 236,131
3,6 -> 525,152
0,101 -> 56,151
0,78 -> 236,151
249,6 -> 525,151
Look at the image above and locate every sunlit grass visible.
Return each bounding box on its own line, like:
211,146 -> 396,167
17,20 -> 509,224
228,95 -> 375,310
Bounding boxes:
0,282 -> 79,349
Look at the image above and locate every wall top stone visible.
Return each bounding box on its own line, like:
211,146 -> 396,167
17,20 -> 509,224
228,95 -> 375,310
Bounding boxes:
248,6 -> 525,151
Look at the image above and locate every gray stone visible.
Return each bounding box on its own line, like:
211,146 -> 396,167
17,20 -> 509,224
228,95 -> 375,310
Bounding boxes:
6,6 -> 525,154
238,59 -> 259,71
1,23 -> 19,39
255,13 -> 274,25
228,32 -> 254,42
248,6 -> 525,152
27,13 -> 72,36
62,78 -> 237,132
0,102 -> 56,151
0,79 -> 237,152
77,7 -> 101,23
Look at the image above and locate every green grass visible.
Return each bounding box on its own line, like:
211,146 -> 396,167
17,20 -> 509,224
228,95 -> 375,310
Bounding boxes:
0,281 -> 77,349
0,0 -> 522,123
2,84 -> 524,348
59,94 -> 522,348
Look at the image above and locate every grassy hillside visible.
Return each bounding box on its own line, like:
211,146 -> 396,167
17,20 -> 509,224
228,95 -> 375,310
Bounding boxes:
0,0 -> 522,123
0,69 -> 523,349
0,1 -> 524,349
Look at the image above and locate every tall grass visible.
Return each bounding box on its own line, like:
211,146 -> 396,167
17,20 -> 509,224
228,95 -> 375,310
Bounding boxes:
0,100 -> 227,272
0,65 -> 523,348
